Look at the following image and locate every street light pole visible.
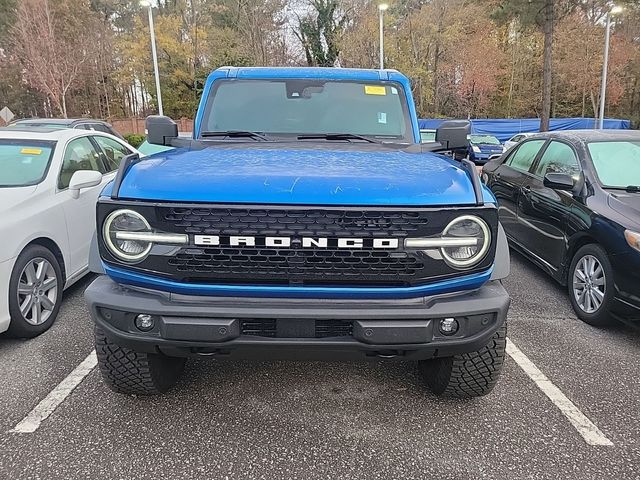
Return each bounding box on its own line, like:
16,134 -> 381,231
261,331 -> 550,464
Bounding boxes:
378,4 -> 388,70
141,0 -> 163,116
598,5 -> 623,129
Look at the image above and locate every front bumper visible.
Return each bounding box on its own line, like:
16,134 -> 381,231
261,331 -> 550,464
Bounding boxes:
86,276 -> 510,360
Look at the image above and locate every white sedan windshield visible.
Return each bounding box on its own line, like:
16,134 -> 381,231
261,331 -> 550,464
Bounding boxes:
0,139 -> 56,187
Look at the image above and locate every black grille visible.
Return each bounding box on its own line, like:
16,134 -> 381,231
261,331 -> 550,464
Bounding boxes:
241,319 -> 353,338
167,247 -> 421,283
161,207 -> 423,238
241,319 -> 277,337
315,320 -> 353,338
98,203 -> 498,287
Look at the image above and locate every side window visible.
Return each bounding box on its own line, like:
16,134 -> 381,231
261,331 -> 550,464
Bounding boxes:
506,140 -> 546,173
93,135 -> 132,172
534,141 -> 580,178
59,137 -> 105,189
93,123 -> 112,134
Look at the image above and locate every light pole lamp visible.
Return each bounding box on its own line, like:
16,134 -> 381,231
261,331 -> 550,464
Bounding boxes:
140,0 -> 164,116
378,3 -> 389,70
598,5 -> 623,129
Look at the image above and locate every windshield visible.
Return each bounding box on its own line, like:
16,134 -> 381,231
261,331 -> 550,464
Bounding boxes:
470,135 -> 501,145
0,139 -> 56,187
588,141 -> 640,188
200,79 -> 413,142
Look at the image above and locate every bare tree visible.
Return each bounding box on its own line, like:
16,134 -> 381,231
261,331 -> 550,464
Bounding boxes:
12,0 -> 91,117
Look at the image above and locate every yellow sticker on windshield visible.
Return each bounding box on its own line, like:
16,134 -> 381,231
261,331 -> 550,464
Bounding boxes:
364,85 -> 386,96
20,148 -> 42,155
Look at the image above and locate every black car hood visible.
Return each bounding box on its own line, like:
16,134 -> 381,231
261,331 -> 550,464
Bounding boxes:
607,192 -> 640,228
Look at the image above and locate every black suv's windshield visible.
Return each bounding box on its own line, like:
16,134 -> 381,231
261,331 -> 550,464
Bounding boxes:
200,79 -> 413,142
0,139 -> 56,188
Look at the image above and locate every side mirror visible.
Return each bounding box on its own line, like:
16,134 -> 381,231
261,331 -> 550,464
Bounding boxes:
146,115 -> 178,146
435,120 -> 471,151
69,170 -> 103,199
543,172 -> 574,191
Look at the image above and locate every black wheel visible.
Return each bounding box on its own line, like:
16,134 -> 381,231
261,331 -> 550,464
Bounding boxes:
568,244 -> 615,327
95,326 -> 186,395
420,324 -> 507,398
7,245 -> 63,338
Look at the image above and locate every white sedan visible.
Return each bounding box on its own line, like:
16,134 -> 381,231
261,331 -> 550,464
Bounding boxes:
0,127 -> 140,337
504,132 -> 536,150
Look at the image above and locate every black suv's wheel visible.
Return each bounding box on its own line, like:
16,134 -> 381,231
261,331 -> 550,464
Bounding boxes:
568,244 -> 615,327
95,326 -> 186,395
7,245 -> 63,338
420,324 -> 507,398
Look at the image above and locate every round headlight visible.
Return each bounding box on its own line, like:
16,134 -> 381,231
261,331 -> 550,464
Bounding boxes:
103,209 -> 153,262
441,215 -> 491,268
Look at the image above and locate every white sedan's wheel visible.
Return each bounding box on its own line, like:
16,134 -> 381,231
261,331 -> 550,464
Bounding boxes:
17,257 -> 59,326
8,245 -> 63,338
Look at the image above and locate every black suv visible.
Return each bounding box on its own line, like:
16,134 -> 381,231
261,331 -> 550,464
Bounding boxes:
9,118 -> 124,140
483,130 -> 640,327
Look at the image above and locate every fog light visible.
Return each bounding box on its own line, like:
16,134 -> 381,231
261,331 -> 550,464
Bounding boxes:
135,314 -> 155,331
439,317 -> 459,336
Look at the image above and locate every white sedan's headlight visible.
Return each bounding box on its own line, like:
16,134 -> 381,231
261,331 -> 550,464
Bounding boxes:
103,209 -> 187,263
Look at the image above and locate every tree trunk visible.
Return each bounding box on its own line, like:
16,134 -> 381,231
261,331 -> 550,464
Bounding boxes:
540,0 -> 554,132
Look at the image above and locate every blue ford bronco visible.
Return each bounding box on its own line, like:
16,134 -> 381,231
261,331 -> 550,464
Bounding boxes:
85,67 -> 511,398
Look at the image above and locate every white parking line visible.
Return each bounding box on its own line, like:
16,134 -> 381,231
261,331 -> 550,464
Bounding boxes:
506,338 -> 613,446
10,350 -> 97,434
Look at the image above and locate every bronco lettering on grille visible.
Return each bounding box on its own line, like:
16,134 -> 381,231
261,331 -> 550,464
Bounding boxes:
193,235 -> 399,249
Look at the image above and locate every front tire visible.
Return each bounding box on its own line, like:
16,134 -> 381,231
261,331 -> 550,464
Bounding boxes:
420,324 -> 507,398
568,244 -> 615,327
95,326 -> 186,395
7,245 -> 63,338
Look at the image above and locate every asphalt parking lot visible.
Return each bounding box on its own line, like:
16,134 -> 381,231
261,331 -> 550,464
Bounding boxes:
1,251 -> 638,480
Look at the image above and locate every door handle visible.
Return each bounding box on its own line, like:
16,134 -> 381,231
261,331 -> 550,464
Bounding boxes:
523,184 -> 531,192
495,172 -> 501,179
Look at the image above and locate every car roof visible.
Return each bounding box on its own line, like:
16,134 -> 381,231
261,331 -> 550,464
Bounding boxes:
0,127 -> 111,141
11,118 -> 109,126
525,129 -> 640,143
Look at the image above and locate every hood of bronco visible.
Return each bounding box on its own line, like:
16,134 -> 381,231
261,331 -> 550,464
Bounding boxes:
106,144 -> 484,206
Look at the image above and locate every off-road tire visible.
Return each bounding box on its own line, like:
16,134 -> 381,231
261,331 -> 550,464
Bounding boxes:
420,323 -> 507,398
567,244 -> 615,327
95,326 -> 186,395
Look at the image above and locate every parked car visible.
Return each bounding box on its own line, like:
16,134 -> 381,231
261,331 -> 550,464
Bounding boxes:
0,127 -> 140,337
420,128 -> 436,143
504,132 -> 536,150
482,130 -> 640,327
468,134 -> 505,165
84,67 -> 511,398
8,118 -> 124,140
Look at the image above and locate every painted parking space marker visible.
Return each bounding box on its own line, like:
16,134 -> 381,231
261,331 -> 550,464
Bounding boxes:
10,350 -> 97,434
506,338 -> 613,446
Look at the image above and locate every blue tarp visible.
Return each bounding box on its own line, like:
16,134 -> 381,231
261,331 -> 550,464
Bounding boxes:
418,117 -> 631,143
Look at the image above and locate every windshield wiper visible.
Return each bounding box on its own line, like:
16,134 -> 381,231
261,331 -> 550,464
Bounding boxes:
201,130 -> 271,141
605,185 -> 640,193
296,133 -> 380,144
